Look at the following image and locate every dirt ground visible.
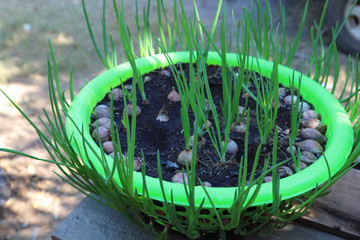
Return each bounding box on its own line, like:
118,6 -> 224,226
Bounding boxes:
0,0 -> 355,239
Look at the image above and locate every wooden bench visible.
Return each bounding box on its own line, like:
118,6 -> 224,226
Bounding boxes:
52,169 -> 360,240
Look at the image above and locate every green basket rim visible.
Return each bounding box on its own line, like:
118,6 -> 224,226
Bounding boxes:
66,51 -> 353,208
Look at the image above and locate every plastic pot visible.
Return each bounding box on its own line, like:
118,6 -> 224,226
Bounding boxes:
66,51 -> 353,232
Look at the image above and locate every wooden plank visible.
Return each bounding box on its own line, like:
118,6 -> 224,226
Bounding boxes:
52,169 -> 360,240
295,169 -> 360,240
314,169 -> 360,217
52,195 -> 342,240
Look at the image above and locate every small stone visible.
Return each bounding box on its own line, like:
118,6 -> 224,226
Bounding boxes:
264,176 -> 273,183
123,84 -> 132,90
203,181 -> 212,187
300,128 -> 327,144
92,127 -> 110,142
93,105 -> 110,118
284,95 -> 297,105
299,102 -> 311,112
277,166 -> 293,178
0,167 -> 11,206
166,161 -> 180,171
300,151 -> 318,164
102,141 -> 115,154
295,140 -> 323,154
278,88 -> 286,99
286,145 -> 297,155
91,118 -> 116,129
291,162 -> 308,171
108,88 -> 123,101
302,110 -> 319,120
304,118 -> 326,134
230,171 -> 239,177
160,69 -> 171,77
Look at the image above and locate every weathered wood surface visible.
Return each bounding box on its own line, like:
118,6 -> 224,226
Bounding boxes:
296,168 -> 360,239
52,169 -> 360,240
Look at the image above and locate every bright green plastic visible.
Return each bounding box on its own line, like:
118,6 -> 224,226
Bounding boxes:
66,52 -> 353,209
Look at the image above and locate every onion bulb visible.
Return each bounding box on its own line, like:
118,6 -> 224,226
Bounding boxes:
223,139 -> 238,154
230,122 -> 246,133
177,149 -> 195,168
167,88 -> 181,102
126,103 -> 141,117
172,172 -> 188,185
189,135 -> 206,148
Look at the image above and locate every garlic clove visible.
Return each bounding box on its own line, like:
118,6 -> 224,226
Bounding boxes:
93,105 -> 110,119
172,172 -> 188,185
177,149 -> 195,168
108,88 -> 123,101
144,76 -> 151,83
167,88 -> 181,102
295,139 -> 323,154
300,128 -> 327,144
156,109 -> 169,122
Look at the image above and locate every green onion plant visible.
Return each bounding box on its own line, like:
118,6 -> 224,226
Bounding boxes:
1,0 -> 360,239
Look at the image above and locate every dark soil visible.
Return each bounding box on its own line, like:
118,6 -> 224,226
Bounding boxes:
90,64 -> 322,187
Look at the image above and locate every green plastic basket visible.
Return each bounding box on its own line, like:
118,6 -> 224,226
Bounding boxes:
66,52 -> 353,231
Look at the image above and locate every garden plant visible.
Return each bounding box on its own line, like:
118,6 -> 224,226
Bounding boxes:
1,0 -> 360,239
